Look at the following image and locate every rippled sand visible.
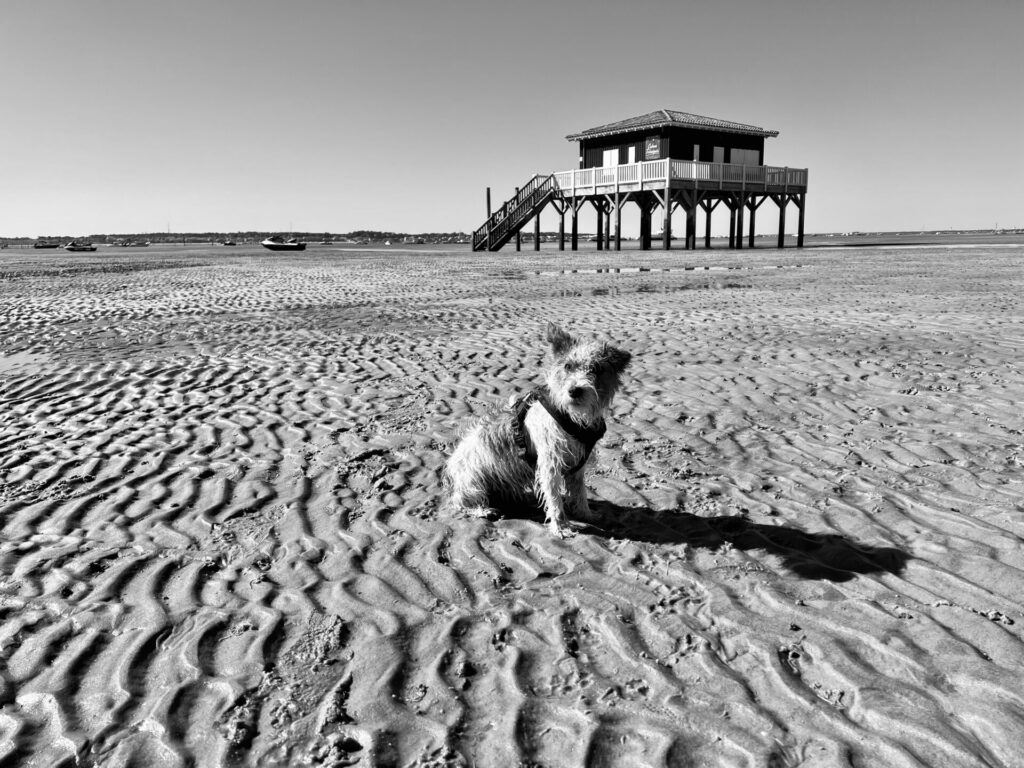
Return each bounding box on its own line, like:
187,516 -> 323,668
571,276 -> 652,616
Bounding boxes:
1,243 -> 1023,767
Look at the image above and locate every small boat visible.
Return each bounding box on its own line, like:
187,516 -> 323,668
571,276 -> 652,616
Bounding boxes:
261,235 -> 306,251
33,241 -> 60,249
220,239 -> 237,246
64,241 -> 97,252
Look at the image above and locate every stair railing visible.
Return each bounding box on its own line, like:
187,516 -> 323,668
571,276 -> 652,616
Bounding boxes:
472,175 -> 556,251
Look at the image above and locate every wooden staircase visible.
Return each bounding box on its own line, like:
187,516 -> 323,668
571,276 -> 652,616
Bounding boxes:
471,174 -> 556,251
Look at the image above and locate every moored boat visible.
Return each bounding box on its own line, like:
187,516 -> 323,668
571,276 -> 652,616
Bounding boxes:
64,241 -> 97,252
33,241 -> 60,249
261,236 -> 306,251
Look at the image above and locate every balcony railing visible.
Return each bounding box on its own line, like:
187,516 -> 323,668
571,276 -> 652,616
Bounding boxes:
552,159 -> 807,196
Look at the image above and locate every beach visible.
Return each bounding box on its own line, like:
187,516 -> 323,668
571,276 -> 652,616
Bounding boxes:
1,242 -> 1023,767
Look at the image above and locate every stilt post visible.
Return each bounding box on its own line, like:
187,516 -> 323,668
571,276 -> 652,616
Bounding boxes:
614,192 -> 622,251
686,199 -> 696,250
797,194 -> 806,247
639,197 -> 652,251
558,204 -> 565,251
728,201 -> 737,249
776,194 -> 788,249
663,179 -> 672,250
747,197 -> 757,248
735,195 -> 745,250
571,197 -> 578,251
704,201 -> 713,249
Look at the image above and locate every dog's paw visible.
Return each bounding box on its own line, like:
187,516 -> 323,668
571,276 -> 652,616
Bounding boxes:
547,521 -> 576,539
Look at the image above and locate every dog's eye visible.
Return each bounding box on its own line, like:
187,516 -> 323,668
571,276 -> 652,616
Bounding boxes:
564,361 -> 579,372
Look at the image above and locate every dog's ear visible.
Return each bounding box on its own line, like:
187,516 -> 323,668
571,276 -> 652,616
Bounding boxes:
603,345 -> 632,374
546,322 -> 575,357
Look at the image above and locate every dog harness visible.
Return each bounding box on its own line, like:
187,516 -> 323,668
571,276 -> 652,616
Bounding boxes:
510,387 -> 606,475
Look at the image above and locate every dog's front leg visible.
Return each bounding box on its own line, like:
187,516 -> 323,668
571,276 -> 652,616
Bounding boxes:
564,469 -> 593,522
535,460 -> 570,537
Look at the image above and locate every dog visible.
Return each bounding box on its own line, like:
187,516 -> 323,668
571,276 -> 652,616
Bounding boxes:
444,322 -> 632,536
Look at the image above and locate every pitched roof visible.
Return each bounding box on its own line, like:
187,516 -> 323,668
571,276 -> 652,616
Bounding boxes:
566,109 -> 779,141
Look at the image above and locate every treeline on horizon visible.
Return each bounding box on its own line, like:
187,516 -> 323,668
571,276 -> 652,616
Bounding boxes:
4,230 -> 472,243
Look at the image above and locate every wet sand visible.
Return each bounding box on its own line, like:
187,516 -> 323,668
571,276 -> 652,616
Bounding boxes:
1,242 -> 1023,766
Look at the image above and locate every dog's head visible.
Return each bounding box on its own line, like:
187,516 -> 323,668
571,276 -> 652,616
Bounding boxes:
544,322 -> 631,424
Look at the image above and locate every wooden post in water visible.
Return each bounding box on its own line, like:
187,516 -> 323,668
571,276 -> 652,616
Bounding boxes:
514,187 -> 521,251
486,187 -> 491,250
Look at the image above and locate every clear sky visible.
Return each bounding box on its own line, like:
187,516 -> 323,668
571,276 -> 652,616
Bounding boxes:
3,0 -> 1022,237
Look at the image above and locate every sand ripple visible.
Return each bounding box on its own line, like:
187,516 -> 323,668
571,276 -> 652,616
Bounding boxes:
1,245 -> 1023,766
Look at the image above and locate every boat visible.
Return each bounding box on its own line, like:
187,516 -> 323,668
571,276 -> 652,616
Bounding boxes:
33,241 -> 60,249
220,239 -> 237,246
64,241 -> 97,252
260,235 -> 306,251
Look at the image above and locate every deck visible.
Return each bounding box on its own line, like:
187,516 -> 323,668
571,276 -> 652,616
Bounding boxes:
472,159 -> 808,251
553,158 -> 807,197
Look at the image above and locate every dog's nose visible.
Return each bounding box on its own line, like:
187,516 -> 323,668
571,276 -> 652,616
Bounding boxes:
568,386 -> 585,400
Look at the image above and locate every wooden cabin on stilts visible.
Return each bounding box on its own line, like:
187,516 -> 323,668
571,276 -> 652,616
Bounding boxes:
471,109 -> 808,252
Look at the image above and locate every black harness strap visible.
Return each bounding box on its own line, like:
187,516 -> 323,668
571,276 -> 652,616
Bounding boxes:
510,387 -> 606,474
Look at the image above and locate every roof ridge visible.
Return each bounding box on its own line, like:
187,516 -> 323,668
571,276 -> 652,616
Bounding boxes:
566,109 -> 779,141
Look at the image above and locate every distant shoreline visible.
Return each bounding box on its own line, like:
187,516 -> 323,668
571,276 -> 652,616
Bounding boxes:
3,230 -> 1023,252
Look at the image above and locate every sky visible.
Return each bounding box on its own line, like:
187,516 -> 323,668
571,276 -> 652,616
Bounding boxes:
3,0 -> 1023,238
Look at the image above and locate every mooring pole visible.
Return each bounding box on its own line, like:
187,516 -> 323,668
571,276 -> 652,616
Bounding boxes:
485,187 -> 492,249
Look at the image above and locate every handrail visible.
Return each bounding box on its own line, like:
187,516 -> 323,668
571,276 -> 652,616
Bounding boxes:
549,160 -> 807,194
472,174 -> 557,250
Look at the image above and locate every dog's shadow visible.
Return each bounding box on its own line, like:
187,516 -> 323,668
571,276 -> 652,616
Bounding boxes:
501,502 -> 910,583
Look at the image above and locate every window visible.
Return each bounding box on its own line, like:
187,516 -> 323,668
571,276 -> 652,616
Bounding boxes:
602,148 -> 618,167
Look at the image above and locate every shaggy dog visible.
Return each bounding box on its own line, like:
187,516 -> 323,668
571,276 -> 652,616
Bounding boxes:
444,322 -> 631,536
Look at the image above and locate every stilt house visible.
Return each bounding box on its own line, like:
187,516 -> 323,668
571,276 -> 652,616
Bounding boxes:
472,109 -> 808,252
